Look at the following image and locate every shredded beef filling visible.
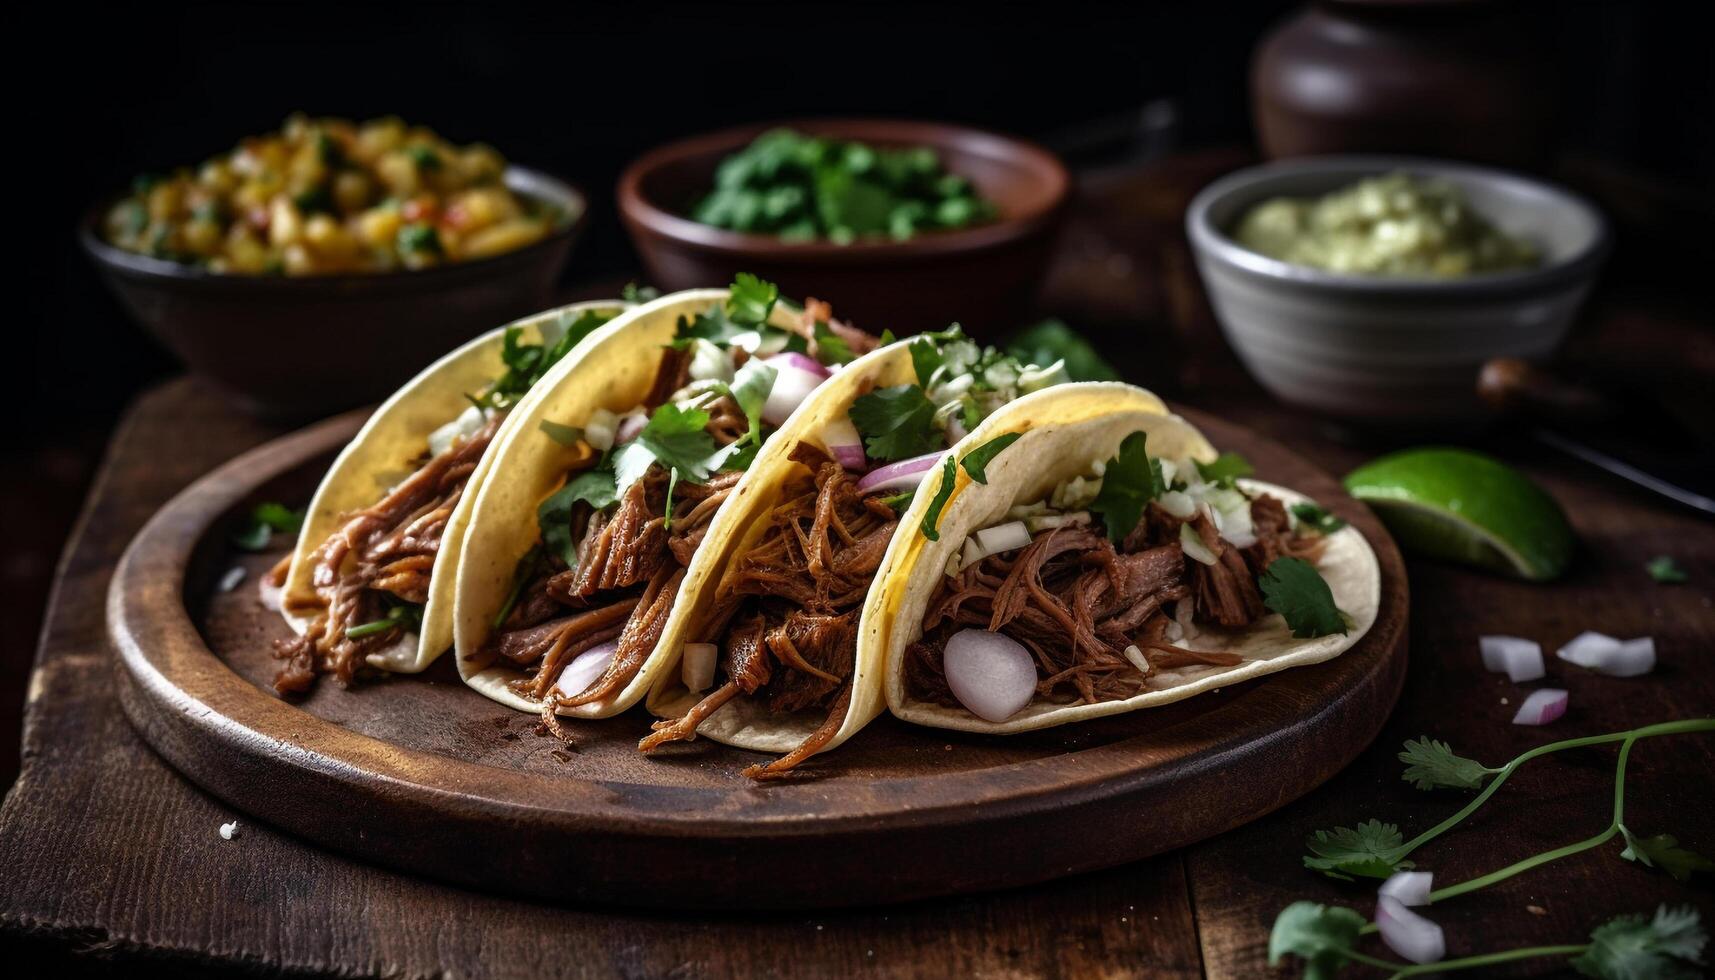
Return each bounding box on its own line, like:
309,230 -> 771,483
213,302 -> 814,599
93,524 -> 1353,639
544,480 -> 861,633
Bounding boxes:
640,443 -> 896,780
905,496 -> 1322,710
273,413 -> 505,694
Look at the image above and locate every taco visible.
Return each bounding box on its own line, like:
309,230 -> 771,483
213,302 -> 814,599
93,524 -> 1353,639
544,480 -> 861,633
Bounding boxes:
452,277 -> 881,722
640,332 -> 1100,778
271,299 -> 627,694
879,395 -> 1380,733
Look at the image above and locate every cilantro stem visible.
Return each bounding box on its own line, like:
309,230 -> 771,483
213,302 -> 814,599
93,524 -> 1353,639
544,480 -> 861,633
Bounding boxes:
1381,944 -> 1589,978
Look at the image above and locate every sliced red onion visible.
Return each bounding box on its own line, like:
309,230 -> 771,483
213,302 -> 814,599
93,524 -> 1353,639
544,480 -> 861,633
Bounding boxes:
615,411 -> 648,445
943,629 -> 1037,723
764,351 -> 832,380
856,451 -> 943,494
554,640 -> 618,699
1376,895 -> 1445,964
1378,871 -> 1433,907
1478,636 -> 1544,682
822,416 -> 866,470
681,642 -> 717,694
761,363 -> 826,426
1512,688 -> 1568,726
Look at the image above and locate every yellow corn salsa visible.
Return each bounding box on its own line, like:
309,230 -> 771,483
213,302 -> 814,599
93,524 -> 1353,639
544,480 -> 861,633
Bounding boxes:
103,114 -> 563,275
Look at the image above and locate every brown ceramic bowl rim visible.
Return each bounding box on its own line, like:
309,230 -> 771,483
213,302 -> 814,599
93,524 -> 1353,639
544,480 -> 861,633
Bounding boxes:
79,164 -> 586,293
616,118 -> 1070,262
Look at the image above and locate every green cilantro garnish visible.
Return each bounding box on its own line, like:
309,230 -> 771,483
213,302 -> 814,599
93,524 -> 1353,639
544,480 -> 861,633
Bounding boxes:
1620,828 -> 1715,883
1267,902 -> 1367,978
1398,737 -> 1496,791
473,308 -> 616,411
1290,501 -> 1348,534
1195,452 -> 1254,485
1573,906 -> 1709,979
538,464 -> 620,567
880,490 -> 915,513
849,384 -> 941,461
346,601 -> 422,639
1646,555 -> 1688,584
231,502 -> 304,551
621,282 -> 659,304
1259,557 -> 1347,638
960,433 -> 1020,485
1005,319 -> 1119,382
537,420 -> 582,446
726,272 -> 778,326
1302,820 -> 1411,881
1090,431 -> 1165,544
919,456 -> 957,542
909,334 -> 945,387
812,320 -> 856,364
612,404 -> 720,494
396,223 -> 443,257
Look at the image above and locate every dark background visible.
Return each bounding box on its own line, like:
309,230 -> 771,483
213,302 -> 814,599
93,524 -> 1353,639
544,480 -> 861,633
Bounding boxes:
6,1 -> 1710,790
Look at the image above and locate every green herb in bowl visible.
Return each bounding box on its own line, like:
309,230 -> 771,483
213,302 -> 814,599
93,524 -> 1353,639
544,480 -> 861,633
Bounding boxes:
692,128 -> 996,243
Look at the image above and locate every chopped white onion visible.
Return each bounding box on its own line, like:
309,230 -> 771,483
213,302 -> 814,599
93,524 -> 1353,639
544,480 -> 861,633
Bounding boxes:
855,452 -> 942,494
1512,688 -> 1569,726
1180,522 -> 1218,565
765,351 -> 832,380
1478,636 -> 1544,682
1025,511 -> 1089,533
1158,490 -> 1196,519
1122,644 -> 1150,676
1558,631 -> 1654,677
615,411 -> 648,445
1556,631 -> 1622,668
973,521 -> 1032,558
428,404 -> 488,457
1173,598 -> 1199,642
960,538 -> 983,570
582,407 -> 619,451
761,362 -> 826,426
218,566 -> 247,592
822,416 -> 866,470
1376,896 -> 1445,964
554,640 -> 618,699
1157,459 -> 1178,487
257,573 -> 284,612
681,642 -> 717,694
1379,871 -> 1433,907
943,629 -> 1037,723
687,339 -> 734,382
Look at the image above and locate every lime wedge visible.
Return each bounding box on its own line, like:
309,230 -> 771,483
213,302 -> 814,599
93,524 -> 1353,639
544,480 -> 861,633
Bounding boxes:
1344,448 -> 1573,581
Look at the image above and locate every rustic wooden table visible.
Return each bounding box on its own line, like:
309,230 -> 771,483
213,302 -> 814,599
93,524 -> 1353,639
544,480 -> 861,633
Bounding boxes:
3,151 -> 1711,978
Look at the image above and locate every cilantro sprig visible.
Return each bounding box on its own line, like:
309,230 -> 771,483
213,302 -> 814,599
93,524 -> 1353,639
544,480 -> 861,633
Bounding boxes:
1291,501 -> 1349,534
1260,557 -> 1349,638
849,384 -> 941,461
1196,451 -> 1254,486
472,308 -> 616,411
1271,902 -> 1707,980
1090,431 -> 1165,544
232,502 -> 304,551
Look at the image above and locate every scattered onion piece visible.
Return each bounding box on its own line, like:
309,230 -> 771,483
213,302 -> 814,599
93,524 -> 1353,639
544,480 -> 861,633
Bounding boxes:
555,640 -> 618,699
218,566 -> 247,593
1376,895 -> 1445,964
614,411 -> 648,445
764,351 -> 832,380
943,629 -> 1037,723
1511,688 -> 1568,726
1558,631 -> 1655,677
761,362 -> 826,426
257,574 -> 284,613
1478,635 -> 1544,682
1379,871 -> 1433,907
856,452 -> 942,494
1179,523 -> 1218,566
822,417 -> 866,470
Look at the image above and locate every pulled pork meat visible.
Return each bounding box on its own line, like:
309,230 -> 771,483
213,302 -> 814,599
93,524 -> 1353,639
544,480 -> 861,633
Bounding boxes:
905,495 -> 1322,709
640,443 -> 896,780
273,413 -> 504,694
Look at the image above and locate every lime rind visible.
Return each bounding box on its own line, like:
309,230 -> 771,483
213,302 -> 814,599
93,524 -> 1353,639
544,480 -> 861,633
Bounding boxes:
1344,448 -> 1573,581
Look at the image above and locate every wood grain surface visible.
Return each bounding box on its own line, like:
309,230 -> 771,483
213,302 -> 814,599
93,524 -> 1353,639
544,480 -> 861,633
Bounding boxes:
105,403 -> 1405,909
5,149 -> 1713,977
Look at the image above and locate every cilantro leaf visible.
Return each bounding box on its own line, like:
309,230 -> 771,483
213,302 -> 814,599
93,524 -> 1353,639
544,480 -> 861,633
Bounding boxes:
612,404 -> 719,494
1091,431 -> 1164,544
232,502 -> 304,551
960,433 -> 1020,485
475,309 -> 616,409
673,306 -> 747,348
1260,557 -> 1348,638
1196,452 -> 1254,485
1268,902 -> 1365,980
727,272 -> 778,327
1646,555 -> 1688,584
919,456 -> 957,542
1302,819 -> 1411,880
1006,319 -> 1119,383
538,420 -> 582,446
1620,827 -> 1715,882
812,320 -> 855,365
1573,905 -> 1708,980
538,465 -> 619,566
621,282 -> 659,304
909,334 -> 945,387
1291,501 -> 1348,534
1399,737 -> 1493,791
849,384 -> 941,461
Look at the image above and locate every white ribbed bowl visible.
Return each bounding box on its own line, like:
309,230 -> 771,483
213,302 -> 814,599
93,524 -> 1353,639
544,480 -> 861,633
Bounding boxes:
1186,157 -> 1608,424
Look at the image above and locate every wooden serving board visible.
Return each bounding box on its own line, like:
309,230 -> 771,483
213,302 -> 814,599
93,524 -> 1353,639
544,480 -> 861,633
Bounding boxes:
107,406 -> 1408,910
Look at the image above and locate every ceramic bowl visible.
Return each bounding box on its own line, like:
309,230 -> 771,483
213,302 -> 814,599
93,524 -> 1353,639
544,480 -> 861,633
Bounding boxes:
1186,156 -> 1608,423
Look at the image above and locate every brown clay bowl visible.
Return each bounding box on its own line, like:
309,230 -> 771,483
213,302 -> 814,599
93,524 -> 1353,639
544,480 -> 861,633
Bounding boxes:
81,166 -> 586,420
617,119 -> 1070,339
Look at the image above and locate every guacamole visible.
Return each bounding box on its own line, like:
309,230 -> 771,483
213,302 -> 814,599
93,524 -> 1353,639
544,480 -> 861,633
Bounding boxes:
1234,172 -> 1539,278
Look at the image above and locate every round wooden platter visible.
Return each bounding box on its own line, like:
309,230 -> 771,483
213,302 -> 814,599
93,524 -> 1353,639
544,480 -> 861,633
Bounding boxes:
109,406 -> 1408,910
